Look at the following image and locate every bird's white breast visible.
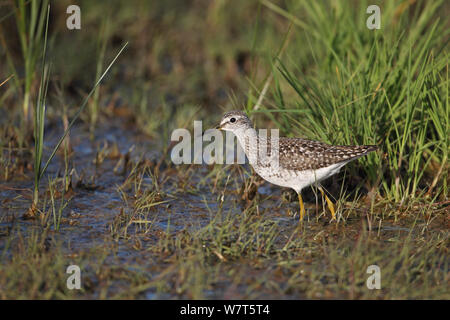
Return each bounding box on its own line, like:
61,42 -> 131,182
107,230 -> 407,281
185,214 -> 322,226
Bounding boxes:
254,160 -> 347,193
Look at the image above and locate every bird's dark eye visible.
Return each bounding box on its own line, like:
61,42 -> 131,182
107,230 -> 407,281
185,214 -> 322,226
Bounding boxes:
230,117 -> 236,123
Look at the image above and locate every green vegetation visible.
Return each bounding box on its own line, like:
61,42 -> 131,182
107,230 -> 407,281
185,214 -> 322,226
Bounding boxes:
0,0 -> 448,299
14,0 -> 49,127
246,0 -> 448,204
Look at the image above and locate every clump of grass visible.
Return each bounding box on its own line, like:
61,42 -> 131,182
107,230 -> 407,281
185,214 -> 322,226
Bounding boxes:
27,10 -> 128,216
0,1 -> 49,172
13,0 -> 49,126
30,4 -> 50,215
250,0 -> 448,205
89,14 -> 111,137
17,0 -> 49,124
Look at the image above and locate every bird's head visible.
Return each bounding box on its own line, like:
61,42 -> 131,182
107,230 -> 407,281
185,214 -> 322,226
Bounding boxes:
216,110 -> 253,133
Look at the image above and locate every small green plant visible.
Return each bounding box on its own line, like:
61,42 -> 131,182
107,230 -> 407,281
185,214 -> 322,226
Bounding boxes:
27,4 -> 128,215
15,0 -> 50,125
89,15 -> 111,137
30,3 -> 50,214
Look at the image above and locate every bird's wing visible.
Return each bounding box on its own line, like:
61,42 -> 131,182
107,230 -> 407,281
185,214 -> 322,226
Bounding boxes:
277,138 -> 377,171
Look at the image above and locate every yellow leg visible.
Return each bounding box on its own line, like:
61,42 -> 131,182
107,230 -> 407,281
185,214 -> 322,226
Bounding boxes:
298,192 -> 305,221
319,187 -> 336,221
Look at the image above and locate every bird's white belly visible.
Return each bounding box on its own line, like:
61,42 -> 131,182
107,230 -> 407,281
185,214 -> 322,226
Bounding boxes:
254,162 -> 346,193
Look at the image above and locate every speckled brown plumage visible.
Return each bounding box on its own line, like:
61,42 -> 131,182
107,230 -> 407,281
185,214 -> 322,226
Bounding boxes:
277,138 -> 378,171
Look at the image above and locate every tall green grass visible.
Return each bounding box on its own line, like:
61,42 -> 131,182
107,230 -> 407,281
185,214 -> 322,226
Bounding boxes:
89,15 -> 111,137
0,0 -> 49,150
32,4 -> 50,212
30,43 -> 128,215
249,0 -> 448,203
25,3 -> 128,215
15,0 -> 49,125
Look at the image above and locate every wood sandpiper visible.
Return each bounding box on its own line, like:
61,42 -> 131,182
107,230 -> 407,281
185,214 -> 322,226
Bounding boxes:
216,110 -> 378,221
